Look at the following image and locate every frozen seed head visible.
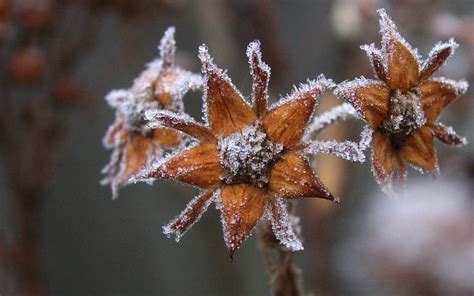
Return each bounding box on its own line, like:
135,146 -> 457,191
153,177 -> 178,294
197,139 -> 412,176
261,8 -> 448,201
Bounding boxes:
382,89 -> 425,149
218,124 -> 282,187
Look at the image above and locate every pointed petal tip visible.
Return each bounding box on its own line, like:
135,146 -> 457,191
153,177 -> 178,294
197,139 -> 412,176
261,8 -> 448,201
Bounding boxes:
332,196 -> 341,204
198,44 -> 212,66
246,40 -> 262,56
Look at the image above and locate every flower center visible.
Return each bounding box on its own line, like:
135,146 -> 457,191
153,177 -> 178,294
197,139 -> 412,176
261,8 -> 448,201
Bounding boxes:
218,124 -> 283,187
382,89 -> 425,149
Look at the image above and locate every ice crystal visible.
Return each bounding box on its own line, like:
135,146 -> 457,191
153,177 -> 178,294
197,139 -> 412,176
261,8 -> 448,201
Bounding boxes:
305,139 -> 366,163
377,8 -> 422,73
268,198 -> 304,251
269,75 -> 335,111
305,102 -> 358,139
431,77 -> 469,96
333,76 -> 385,123
218,124 -> 282,187
360,43 -> 386,80
163,189 -> 218,242
421,38 -> 458,77
382,89 -> 426,146
198,44 -> 250,125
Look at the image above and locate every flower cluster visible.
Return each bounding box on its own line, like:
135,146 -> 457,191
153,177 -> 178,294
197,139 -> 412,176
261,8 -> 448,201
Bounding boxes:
101,27 -> 202,199
335,9 -> 468,193
102,9 -> 469,258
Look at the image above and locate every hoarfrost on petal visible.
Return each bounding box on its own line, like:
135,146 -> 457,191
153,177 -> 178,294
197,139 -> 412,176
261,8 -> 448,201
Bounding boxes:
246,40 -> 271,115
430,77 -> 469,96
304,102 -> 358,139
269,75 -> 335,110
421,38 -> 458,79
360,43 -> 386,80
305,139 -> 366,163
267,198 -> 304,251
163,189 -> 217,242
105,89 -> 131,108
158,26 -> 176,69
334,76 -> 386,123
377,8 -> 422,73
198,44 -> 250,125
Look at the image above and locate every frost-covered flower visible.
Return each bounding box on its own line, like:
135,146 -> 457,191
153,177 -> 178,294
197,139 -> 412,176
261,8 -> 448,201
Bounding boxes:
101,27 -> 202,199
133,41 -> 364,259
335,9 -> 469,193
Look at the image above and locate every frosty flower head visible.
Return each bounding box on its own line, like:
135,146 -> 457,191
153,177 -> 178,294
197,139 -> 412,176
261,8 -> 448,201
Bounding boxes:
101,27 -> 202,199
335,9 -> 469,193
133,40 -> 368,259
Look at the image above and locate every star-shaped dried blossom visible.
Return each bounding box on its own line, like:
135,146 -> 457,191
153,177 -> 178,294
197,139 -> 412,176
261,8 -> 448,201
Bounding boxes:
133,41 -> 364,259
335,9 -> 469,193
101,27 -> 202,199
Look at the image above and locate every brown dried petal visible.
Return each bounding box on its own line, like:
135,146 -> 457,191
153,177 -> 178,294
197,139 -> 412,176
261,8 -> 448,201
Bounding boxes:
263,92 -> 316,149
361,44 -> 386,81
158,27 -> 176,69
152,127 -> 180,148
199,45 -> 256,137
247,41 -> 270,117
163,189 -> 216,241
220,184 -> 267,259
156,143 -> 222,188
399,126 -> 437,174
371,130 -> 398,189
379,9 -> 420,91
154,73 -> 177,107
152,111 -> 215,142
420,78 -> 468,123
420,39 -> 457,81
430,123 -> 466,147
103,112 -> 126,148
268,151 -> 336,202
335,79 -> 390,129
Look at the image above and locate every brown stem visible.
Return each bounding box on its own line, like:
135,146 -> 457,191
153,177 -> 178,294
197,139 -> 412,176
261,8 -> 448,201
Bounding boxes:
257,210 -> 304,296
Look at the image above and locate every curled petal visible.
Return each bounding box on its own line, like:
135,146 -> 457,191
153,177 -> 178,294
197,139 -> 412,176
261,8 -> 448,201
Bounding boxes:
371,130 -> 399,192
159,26 -> 176,69
430,123 -> 467,147
104,135 -> 153,199
198,45 -> 256,137
219,184 -> 267,260
334,77 -> 390,128
263,77 -> 334,148
163,189 -> 217,242
247,40 -> 270,117
267,197 -> 303,251
269,151 -> 338,202
140,143 -> 222,188
378,8 -> 420,91
103,112 -> 126,149
399,126 -> 438,174
146,110 -> 215,142
361,43 -> 386,81
420,78 -> 469,123
420,38 -> 458,81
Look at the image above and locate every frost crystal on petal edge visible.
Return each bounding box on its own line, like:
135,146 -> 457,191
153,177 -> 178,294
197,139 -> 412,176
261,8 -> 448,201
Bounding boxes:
268,198 -> 304,251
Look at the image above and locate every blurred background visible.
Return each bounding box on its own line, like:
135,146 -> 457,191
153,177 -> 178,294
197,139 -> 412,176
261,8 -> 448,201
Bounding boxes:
0,0 -> 473,295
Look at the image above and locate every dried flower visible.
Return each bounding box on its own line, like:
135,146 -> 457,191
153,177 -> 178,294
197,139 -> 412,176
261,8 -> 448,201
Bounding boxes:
335,9 -> 469,193
133,41 -> 365,259
101,27 -> 202,199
